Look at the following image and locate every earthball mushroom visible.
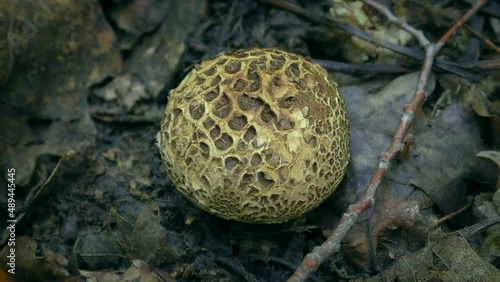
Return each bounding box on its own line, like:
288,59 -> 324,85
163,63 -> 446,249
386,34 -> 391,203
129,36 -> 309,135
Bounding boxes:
157,48 -> 349,224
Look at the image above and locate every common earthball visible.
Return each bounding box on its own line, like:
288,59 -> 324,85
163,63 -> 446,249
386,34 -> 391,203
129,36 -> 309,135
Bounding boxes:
157,48 -> 349,224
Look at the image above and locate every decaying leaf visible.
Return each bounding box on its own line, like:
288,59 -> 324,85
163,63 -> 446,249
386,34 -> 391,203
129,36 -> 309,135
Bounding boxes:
80,260 -> 170,282
408,102 -> 487,222
328,0 -> 412,63
0,0 -> 121,186
308,73 -> 429,271
477,151 -> 500,190
124,259 -> 170,282
437,74 -> 500,150
479,191 -> 500,262
181,253 -> 252,282
356,231 -> 500,281
9,143 -> 93,229
0,0 -> 497,280
110,197 -> 187,266
0,236 -> 69,281
89,0 -> 204,122
0,9 -> 12,85
79,270 -> 122,282
108,0 -> 172,36
319,71 -> 489,271
74,231 -> 125,270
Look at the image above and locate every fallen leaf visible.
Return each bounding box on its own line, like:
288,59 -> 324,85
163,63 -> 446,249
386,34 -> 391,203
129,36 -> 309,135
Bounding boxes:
10,143 -> 93,228
356,231 -> 500,281
408,102 -> 487,222
320,71 -> 487,271
477,151 -> 500,190
0,0 -> 121,186
0,236 -> 69,281
110,197 -> 187,266
89,1 -> 204,123
74,231 -> 124,270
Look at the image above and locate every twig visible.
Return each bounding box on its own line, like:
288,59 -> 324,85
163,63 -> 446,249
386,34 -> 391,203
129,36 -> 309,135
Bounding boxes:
437,201 -> 473,225
454,59 -> 500,70
260,0 -> 482,82
437,0 -> 489,45
288,0 -> 489,281
437,0 -> 500,53
362,0 -> 430,48
463,24 -> 500,53
238,254 -> 323,282
312,59 -> 414,75
459,218 -> 500,238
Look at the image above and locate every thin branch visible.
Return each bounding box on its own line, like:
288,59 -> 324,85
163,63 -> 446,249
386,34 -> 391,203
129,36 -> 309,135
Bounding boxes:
288,0 -> 490,281
261,0 -> 482,81
312,59 -> 414,75
438,0 -> 490,45
454,59 -> 500,70
363,0 -> 430,48
437,201 -> 473,225
463,24 -> 500,53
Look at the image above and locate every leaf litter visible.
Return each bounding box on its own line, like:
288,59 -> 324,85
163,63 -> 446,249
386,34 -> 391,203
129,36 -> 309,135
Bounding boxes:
0,0 -> 499,281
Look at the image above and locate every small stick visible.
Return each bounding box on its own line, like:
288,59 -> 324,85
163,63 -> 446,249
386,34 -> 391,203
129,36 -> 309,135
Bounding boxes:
362,0 -> 430,48
437,0 -> 490,45
437,201 -> 473,225
463,25 -> 500,53
312,59 -> 414,75
288,0 -> 489,281
455,59 -> 500,70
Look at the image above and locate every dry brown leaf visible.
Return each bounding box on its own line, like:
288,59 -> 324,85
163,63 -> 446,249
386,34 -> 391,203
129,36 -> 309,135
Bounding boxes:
80,260 -> 171,282
356,232 -> 500,281
89,1 -> 204,122
79,270 -> 122,282
328,0 -> 412,63
0,236 -> 69,281
321,71 -> 487,271
311,73 -> 432,271
0,11 -> 12,84
108,0 -> 172,35
122,259 -> 169,282
0,0 -> 121,186
408,102 -> 487,222
74,231 -> 124,270
110,198 -> 187,266
477,151 -> 500,190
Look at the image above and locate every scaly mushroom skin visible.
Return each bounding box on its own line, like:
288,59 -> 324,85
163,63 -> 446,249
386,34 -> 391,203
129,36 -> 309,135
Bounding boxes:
157,48 -> 349,224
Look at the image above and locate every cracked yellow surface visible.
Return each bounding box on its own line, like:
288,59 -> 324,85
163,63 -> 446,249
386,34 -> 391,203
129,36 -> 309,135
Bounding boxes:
157,48 -> 350,223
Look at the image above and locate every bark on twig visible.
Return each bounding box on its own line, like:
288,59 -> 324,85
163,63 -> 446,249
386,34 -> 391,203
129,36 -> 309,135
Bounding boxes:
288,0 -> 489,281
